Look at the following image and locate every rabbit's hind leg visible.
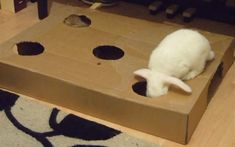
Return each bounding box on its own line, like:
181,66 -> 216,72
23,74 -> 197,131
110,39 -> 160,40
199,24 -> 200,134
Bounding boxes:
182,63 -> 205,80
182,70 -> 201,80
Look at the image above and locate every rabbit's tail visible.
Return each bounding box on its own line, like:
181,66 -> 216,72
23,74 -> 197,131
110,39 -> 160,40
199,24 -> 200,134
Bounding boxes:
207,51 -> 215,61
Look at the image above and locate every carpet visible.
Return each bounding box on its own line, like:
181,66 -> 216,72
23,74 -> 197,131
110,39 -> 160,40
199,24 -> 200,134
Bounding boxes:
0,89 -> 159,147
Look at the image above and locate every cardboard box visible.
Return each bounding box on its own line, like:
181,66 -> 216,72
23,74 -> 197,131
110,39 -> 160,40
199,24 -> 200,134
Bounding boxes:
0,7 -> 234,144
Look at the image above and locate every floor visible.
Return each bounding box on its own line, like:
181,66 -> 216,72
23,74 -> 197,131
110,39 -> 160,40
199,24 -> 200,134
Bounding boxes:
0,1 -> 235,147
0,2 -> 39,44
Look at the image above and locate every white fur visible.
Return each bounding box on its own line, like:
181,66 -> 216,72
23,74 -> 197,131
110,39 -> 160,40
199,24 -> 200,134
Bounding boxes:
134,29 -> 215,98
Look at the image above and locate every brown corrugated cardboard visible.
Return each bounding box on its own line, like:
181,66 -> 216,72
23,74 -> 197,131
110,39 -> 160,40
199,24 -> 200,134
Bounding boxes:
0,7 -> 234,144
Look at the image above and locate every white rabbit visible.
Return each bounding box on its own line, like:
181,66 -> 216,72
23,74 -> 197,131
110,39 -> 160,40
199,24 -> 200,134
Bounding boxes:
134,29 -> 215,98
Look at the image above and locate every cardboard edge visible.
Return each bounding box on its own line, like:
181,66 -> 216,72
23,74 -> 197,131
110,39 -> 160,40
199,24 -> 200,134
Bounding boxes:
186,80 -> 209,143
186,38 -> 235,143
221,39 -> 235,77
0,61 -> 189,144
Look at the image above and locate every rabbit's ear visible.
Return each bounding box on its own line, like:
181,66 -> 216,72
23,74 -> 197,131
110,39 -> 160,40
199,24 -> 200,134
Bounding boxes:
134,69 -> 151,79
163,76 -> 192,93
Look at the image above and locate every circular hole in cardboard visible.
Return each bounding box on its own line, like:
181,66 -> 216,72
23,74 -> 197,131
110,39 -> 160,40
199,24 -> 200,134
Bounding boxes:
93,45 -> 124,60
15,41 -> 44,56
63,14 -> 91,27
132,81 -> 147,97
